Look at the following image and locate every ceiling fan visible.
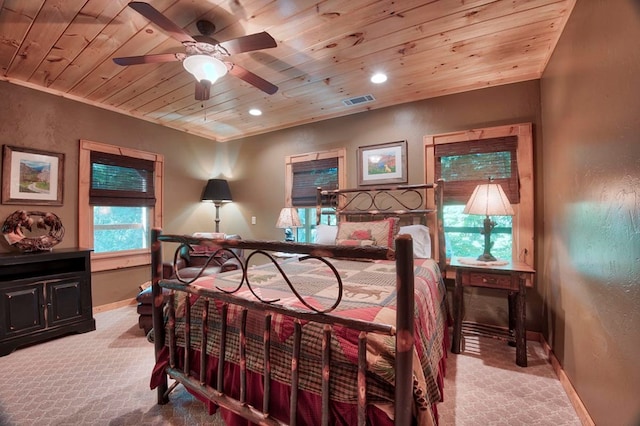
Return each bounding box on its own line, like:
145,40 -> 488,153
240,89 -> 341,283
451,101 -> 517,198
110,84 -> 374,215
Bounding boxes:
112,1 -> 278,100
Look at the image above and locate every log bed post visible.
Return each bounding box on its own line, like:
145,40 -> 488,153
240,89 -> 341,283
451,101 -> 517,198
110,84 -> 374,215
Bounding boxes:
394,234 -> 414,425
151,228 -> 168,404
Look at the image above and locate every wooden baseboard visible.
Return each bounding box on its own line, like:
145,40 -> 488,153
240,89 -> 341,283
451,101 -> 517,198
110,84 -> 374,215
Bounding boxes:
538,336 -> 594,426
93,298 -> 137,314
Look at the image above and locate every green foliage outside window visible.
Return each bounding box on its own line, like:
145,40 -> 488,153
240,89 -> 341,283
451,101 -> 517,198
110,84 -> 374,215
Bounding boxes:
93,206 -> 150,253
444,205 -> 512,261
292,206 -> 513,261
294,208 -> 337,243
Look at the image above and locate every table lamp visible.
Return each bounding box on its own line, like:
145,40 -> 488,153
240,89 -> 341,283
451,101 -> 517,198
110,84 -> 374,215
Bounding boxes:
275,207 -> 301,241
201,179 -> 232,232
463,180 -> 514,261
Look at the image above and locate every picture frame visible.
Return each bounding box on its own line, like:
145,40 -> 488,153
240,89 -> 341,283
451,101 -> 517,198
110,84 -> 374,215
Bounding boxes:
357,140 -> 408,186
2,145 -> 64,205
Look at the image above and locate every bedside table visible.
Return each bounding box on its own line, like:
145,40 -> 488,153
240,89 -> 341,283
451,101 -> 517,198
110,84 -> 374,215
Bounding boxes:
450,257 -> 535,367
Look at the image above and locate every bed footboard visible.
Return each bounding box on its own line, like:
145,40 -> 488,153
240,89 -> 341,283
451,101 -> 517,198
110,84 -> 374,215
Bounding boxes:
150,230 -> 419,425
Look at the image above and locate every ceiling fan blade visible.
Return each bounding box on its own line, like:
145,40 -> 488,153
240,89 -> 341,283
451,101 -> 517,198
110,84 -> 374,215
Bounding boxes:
128,2 -> 196,44
217,32 -> 277,55
113,53 -> 184,66
229,64 -> 278,95
195,80 -> 211,101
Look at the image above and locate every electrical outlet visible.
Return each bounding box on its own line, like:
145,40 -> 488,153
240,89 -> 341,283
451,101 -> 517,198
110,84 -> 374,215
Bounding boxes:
251,216 -> 256,225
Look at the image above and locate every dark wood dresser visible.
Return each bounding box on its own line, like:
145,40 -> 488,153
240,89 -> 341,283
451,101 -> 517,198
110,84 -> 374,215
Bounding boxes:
0,248 -> 95,356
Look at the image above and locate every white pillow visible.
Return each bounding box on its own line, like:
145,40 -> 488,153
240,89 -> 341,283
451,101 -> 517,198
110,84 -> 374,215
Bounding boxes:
398,225 -> 431,258
315,224 -> 338,245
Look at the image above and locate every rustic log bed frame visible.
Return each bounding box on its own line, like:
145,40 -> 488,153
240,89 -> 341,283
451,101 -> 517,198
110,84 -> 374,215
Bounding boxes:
150,181 -> 444,425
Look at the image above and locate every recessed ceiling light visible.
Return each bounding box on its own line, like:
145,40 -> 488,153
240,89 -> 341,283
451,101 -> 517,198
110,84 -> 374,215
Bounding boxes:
249,108 -> 262,116
370,73 -> 387,84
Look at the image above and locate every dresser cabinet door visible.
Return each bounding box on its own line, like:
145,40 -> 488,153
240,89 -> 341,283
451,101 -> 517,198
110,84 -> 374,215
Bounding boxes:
0,283 -> 46,338
47,279 -> 86,327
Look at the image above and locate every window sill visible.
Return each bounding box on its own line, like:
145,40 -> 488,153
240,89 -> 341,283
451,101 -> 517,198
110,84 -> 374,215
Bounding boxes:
91,250 -> 151,272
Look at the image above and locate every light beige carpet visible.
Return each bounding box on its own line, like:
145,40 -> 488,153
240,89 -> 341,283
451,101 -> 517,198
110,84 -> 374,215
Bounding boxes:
0,305 -> 581,425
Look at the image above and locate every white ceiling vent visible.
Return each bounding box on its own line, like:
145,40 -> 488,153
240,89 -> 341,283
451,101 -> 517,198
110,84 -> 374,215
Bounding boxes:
342,94 -> 376,107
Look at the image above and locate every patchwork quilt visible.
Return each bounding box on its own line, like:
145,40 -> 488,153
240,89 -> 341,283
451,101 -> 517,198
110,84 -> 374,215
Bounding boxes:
164,256 -> 448,426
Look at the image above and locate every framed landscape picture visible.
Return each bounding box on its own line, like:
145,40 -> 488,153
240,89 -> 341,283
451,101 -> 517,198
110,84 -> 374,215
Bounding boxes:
2,145 -> 64,205
357,140 -> 407,186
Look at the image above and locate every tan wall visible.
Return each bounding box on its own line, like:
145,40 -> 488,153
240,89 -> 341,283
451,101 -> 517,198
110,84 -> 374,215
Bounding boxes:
222,81 -> 543,331
540,0 -> 640,424
0,81 -> 226,306
2,3 -> 638,422
0,79 -> 542,324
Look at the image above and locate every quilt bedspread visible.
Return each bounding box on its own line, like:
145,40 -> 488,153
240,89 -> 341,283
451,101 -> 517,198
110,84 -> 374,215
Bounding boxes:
160,256 -> 448,425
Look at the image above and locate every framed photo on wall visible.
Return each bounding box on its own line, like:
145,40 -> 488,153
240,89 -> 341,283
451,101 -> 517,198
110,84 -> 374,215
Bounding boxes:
357,140 -> 407,186
2,145 -> 64,205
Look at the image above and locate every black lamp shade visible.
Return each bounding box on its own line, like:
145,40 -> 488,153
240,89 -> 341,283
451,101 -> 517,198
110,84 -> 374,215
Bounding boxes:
202,179 -> 232,203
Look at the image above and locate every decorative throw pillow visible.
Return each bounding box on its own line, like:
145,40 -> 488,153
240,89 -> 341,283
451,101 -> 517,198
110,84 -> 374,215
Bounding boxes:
192,232 -> 226,239
335,218 -> 399,248
190,232 -> 226,254
349,229 -> 373,240
336,238 -> 375,246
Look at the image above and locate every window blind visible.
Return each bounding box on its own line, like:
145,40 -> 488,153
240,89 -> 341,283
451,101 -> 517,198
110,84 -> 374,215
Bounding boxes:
90,151 -> 155,206
291,157 -> 338,206
435,136 -> 519,204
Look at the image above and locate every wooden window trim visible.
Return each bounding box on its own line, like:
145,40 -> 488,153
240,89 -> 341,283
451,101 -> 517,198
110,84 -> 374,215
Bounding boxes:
79,140 -> 164,272
424,123 -> 534,267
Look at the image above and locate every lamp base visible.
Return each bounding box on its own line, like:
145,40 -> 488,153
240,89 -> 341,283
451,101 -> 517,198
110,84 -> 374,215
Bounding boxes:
477,215 -> 497,262
476,253 -> 497,262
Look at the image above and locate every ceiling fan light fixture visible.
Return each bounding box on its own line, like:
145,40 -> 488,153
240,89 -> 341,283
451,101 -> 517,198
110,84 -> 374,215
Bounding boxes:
183,55 -> 228,83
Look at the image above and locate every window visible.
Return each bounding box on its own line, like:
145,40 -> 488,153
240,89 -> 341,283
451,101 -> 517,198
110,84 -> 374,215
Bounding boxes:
285,149 -> 345,243
443,204 -> 513,260
79,140 -> 164,271
436,137 -> 519,204
291,157 -> 339,207
93,206 -> 150,253
424,124 -> 534,266
436,136 -> 518,261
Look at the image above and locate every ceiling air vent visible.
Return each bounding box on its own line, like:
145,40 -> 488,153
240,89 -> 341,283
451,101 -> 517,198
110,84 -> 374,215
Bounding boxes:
342,94 -> 376,107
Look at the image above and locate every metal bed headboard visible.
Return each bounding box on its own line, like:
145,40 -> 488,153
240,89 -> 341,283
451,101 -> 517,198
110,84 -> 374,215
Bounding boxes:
316,180 -> 446,273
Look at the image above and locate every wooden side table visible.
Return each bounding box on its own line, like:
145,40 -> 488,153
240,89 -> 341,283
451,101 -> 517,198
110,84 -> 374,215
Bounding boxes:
450,257 -> 535,367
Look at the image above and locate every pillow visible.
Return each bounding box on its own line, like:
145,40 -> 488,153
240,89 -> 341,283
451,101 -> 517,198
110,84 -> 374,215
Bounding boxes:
315,224 -> 338,245
335,218 -> 399,248
190,232 -> 226,254
398,225 -> 431,258
192,232 -> 225,239
336,239 -> 375,246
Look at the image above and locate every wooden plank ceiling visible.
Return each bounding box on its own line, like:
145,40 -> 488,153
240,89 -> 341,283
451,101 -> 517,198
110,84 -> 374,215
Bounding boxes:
0,0 -> 575,142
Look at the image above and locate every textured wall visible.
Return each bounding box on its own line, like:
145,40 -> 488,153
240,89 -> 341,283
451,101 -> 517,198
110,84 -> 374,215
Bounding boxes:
0,81 -> 225,306
222,81 -> 542,330
0,79 -> 543,330
540,0 -> 640,424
